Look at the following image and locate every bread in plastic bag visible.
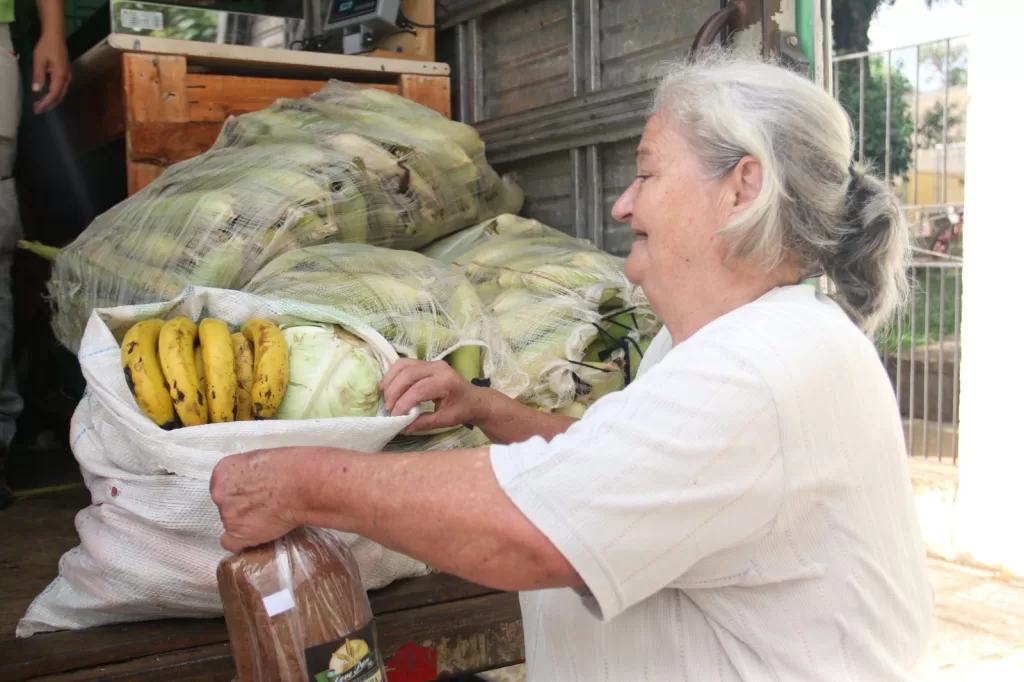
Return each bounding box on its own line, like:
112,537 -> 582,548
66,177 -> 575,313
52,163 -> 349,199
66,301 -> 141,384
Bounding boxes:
218,527 -> 386,682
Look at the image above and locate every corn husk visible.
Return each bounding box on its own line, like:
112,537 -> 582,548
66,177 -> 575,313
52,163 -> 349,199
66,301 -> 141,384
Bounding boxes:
49,81 -> 523,352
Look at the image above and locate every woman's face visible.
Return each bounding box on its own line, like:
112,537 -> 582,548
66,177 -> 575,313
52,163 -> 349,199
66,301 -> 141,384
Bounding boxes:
611,113 -> 736,307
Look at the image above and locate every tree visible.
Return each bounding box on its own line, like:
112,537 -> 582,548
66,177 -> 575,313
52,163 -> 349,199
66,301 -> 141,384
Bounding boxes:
832,0 -> 964,53
832,0 -> 886,53
921,42 -> 968,87
917,101 -> 964,148
836,56 -> 915,179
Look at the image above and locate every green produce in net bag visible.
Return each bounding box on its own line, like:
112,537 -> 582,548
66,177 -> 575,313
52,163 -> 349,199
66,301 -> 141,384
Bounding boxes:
48,81 -> 524,352
243,243 -> 527,399
422,214 -> 663,412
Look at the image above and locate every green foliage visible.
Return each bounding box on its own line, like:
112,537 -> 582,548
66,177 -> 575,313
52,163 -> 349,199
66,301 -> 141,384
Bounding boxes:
877,267 -> 961,354
917,101 -> 964,149
832,0 -> 886,52
921,42 -> 968,87
837,56 -> 915,180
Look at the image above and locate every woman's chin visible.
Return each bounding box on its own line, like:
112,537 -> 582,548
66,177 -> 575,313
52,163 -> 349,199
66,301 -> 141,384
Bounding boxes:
624,246 -> 646,285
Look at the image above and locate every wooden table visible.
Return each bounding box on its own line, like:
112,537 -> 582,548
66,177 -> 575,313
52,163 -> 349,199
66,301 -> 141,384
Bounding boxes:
0,489 -> 525,682
59,34 -> 452,196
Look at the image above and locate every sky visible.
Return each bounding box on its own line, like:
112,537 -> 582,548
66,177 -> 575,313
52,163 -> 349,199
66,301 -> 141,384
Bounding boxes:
865,0 -> 970,92
869,0 -> 970,52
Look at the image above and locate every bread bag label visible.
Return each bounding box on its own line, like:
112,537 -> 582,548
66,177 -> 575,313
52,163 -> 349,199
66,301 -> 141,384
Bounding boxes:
305,620 -> 385,682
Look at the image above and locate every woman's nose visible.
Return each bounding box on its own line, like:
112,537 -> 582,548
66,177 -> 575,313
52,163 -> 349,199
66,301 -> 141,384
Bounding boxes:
611,182 -> 635,222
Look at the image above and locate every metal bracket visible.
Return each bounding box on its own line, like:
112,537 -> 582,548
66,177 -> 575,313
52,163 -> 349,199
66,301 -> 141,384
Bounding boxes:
776,31 -> 810,72
691,0 -> 764,52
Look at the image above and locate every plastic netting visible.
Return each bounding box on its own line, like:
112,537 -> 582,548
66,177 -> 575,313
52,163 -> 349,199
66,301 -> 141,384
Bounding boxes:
422,214 -> 663,411
49,81 -> 524,352
243,243 -> 527,398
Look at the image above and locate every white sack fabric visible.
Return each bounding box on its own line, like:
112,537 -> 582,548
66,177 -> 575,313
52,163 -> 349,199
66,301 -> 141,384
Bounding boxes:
17,287 -> 430,637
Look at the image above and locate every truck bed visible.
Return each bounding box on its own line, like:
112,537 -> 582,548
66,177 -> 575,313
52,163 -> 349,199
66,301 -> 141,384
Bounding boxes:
0,488 -> 524,681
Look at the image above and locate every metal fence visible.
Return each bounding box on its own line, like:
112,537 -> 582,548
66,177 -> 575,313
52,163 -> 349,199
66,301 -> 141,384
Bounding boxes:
833,37 -> 967,464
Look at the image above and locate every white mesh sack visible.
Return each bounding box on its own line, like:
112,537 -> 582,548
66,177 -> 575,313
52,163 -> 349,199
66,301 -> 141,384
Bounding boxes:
49,80 -> 524,353
424,214 -> 663,411
17,287 -> 431,637
243,243 -> 528,398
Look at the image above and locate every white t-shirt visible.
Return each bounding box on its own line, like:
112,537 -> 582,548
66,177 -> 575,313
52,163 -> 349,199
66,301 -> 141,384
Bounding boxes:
490,284 -> 933,681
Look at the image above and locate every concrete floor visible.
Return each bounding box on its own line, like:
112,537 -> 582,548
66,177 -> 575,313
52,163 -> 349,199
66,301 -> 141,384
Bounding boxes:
478,558 -> 1024,682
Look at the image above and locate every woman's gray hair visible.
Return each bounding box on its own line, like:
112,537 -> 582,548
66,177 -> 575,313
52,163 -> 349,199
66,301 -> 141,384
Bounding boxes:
652,47 -> 910,335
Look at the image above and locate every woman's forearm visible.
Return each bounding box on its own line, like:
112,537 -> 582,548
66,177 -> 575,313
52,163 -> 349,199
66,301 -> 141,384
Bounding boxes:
35,0 -> 65,37
295,446 -> 581,593
474,388 -> 577,445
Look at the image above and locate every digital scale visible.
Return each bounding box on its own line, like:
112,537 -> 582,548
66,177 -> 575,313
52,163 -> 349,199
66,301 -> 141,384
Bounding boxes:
107,0 -> 415,54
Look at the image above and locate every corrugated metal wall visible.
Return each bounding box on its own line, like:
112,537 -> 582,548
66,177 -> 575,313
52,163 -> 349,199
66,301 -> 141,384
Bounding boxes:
439,0 -> 725,256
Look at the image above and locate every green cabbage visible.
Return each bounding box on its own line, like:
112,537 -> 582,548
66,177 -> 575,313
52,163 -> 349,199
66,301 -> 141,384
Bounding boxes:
276,324 -> 384,420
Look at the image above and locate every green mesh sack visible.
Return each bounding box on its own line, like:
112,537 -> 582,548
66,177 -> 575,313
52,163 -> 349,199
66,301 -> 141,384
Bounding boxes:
243,243 -> 528,398
48,81 -> 524,352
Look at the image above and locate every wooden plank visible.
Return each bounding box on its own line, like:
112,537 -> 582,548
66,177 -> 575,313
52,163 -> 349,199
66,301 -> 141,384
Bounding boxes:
28,593 -> 522,682
125,78 -> 436,175
31,643 -> 237,682
126,121 -> 223,167
127,162 -> 167,195
186,74 -> 328,122
105,34 -> 449,79
60,67 -> 126,154
368,573 -> 498,615
1,575 -> 501,680
398,75 -> 452,119
123,53 -> 188,124
185,75 -> 399,122
0,488 -> 92,641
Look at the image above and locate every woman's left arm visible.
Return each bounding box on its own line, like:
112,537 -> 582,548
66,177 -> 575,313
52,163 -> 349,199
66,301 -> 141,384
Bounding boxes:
210,445 -> 583,593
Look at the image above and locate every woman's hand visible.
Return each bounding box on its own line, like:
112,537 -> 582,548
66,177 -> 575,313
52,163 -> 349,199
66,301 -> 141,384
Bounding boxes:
210,448 -> 304,552
381,358 -> 488,433
32,29 -> 70,114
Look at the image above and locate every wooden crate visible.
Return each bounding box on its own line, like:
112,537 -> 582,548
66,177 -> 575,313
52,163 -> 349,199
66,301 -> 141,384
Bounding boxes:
61,37 -> 452,195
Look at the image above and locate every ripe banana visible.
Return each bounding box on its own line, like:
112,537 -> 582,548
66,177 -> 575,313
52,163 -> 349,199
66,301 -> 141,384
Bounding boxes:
199,318 -> 237,423
241,318 -> 288,419
121,319 -> 177,429
231,332 -> 255,421
158,316 -> 208,426
194,345 -> 207,403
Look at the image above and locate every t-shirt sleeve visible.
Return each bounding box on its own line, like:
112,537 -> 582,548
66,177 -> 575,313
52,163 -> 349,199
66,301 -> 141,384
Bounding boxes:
489,329 -> 784,622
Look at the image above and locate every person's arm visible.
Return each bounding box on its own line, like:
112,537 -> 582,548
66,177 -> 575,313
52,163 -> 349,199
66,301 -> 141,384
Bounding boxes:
213,324 -> 783,614
381,359 -> 575,444
32,0 -> 70,114
473,384 -> 575,444
210,445 -> 583,593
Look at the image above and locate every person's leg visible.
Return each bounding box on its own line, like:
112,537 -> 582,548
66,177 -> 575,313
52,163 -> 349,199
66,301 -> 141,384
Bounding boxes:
0,22 -> 24,508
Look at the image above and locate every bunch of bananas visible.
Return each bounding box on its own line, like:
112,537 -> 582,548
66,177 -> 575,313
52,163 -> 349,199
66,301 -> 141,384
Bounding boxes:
120,316 -> 289,428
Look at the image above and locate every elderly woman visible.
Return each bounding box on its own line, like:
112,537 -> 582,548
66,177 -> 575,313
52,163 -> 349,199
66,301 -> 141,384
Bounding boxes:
211,50 -> 933,680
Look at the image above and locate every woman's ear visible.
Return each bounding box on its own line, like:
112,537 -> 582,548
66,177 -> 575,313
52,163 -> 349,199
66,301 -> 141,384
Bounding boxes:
730,155 -> 763,211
